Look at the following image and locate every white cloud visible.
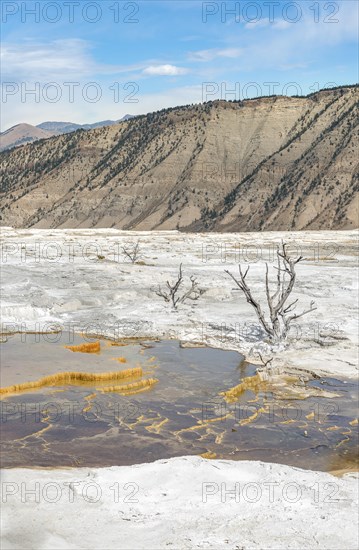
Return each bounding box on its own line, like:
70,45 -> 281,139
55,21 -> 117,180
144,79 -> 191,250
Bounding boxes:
142,64 -> 189,76
272,20 -> 292,30
188,48 -> 243,62
0,39 -> 143,81
1,39 -> 94,79
244,19 -> 269,30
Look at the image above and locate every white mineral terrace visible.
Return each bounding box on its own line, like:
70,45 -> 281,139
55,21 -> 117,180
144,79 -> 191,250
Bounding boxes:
1,457 -> 358,550
1,228 -> 358,549
1,228 -> 358,378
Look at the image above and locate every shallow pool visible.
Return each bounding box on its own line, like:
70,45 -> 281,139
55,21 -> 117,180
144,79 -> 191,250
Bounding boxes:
1,333 -> 358,472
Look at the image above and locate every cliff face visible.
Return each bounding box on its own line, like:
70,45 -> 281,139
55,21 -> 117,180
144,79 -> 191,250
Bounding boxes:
0,86 -> 358,230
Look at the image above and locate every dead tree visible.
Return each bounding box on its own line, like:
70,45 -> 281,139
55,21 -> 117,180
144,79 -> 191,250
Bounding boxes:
154,264 -> 204,309
122,241 -> 141,263
225,242 -> 317,342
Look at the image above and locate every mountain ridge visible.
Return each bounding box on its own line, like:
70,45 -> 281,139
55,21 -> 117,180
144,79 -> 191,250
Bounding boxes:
0,86 -> 358,231
0,116 -> 135,152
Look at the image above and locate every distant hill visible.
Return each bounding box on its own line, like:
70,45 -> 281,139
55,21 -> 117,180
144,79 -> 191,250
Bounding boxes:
0,86 -> 357,231
37,116 -> 134,134
0,116 -> 134,151
0,123 -> 54,152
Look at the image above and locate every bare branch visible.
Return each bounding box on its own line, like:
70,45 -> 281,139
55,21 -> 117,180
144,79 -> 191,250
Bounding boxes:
225,268 -> 274,338
283,299 -> 298,314
122,240 -> 141,264
153,264 -> 204,309
225,242 -> 317,342
179,275 -> 204,304
271,251 -> 282,301
154,286 -> 170,302
257,353 -> 273,367
286,301 -> 317,324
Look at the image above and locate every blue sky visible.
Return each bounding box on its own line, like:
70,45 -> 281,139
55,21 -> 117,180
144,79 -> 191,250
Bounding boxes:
1,0 -> 358,129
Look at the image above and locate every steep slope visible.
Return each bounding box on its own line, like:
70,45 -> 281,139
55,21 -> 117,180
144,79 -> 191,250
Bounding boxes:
0,86 -> 358,230
201,87 -> 359,231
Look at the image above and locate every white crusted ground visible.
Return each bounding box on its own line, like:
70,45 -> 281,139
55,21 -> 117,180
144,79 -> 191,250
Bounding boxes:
1,456 -> 358,550
1,228 -> 358,378
1,228 -> 358,549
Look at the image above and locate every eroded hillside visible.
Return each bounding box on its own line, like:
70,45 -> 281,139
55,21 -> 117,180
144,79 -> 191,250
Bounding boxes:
0,86 -> 358,230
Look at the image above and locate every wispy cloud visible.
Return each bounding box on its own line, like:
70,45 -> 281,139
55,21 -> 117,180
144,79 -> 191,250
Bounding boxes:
1,39 -> 95,79
245,19 -> 292,30
188,48 -> 243,62
1,39 -> 142,80
180,35 -> 202,42
143,64 -> 189,76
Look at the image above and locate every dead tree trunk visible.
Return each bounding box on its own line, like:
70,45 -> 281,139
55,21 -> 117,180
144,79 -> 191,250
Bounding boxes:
225,242 -> 317,342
